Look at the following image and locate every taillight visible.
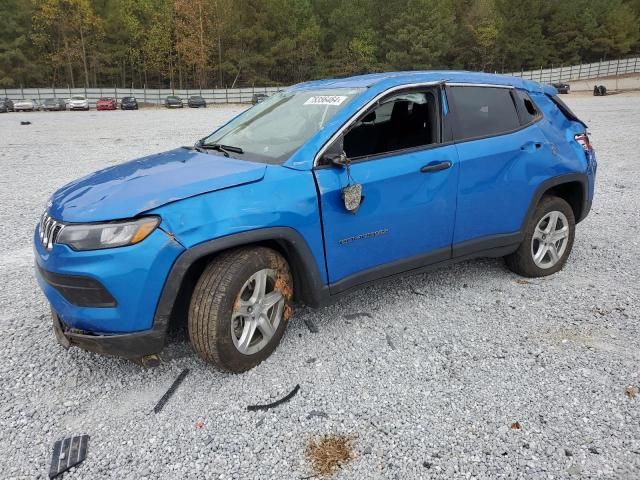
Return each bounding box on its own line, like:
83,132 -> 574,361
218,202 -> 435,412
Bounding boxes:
574,133 -> 592,152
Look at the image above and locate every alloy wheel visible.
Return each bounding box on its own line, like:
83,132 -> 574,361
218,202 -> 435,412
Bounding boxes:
531,210 -> 570,269
231,269 -> 284,355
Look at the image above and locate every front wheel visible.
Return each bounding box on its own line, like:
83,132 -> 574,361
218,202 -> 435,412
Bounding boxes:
505,196 -> 575,277
188,247 -> 293,372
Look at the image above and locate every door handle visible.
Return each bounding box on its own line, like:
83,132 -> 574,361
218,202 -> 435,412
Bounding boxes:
420,161 -> 452,173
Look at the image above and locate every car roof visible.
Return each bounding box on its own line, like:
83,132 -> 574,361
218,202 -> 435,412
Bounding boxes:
288,70 -> 554,95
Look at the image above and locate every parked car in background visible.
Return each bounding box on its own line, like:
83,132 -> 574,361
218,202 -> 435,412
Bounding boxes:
13,99 -> 37,111
96,97 -> 117,110
188,95 -> 207,108
35,71 -> 596,373
0,101 -> 8,113
120,96 -> 138,110
2,98 -> 15,112
31,99 -> 43,111
43,98 -> 66,111
552,82 -> 570,94
252,93 -> 268,104
69,96 -> 90,111
164,95 -> 183,108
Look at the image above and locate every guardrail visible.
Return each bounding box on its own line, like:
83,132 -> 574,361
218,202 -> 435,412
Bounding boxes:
1,86 -> 282,106
509,56 -> 640,84
4,56 -> 640,104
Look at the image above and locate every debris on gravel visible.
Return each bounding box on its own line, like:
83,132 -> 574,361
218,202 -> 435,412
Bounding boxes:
305,434 -> 355,477
247,384 -> 300,411
153,368 -> 190,414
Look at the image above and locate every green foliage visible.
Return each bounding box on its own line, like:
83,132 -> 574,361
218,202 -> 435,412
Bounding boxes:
0,0 -> 638,87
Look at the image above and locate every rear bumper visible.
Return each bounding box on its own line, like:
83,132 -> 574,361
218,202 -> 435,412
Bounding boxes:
52,309 -> 166,359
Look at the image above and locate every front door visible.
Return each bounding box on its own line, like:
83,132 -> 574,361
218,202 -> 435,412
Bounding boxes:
313,87 -> 459,292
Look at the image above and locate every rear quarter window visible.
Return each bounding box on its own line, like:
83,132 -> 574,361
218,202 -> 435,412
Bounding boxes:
449,86 -> 521,141
513,90 -> 542,125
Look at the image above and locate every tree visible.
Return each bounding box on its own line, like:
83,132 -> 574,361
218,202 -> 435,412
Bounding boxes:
382,0 -> 456,70
0,0 -> 42,87
32,0 -> 103,87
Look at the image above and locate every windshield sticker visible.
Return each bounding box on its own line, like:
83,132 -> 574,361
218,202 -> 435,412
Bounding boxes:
304,95 -> 347,106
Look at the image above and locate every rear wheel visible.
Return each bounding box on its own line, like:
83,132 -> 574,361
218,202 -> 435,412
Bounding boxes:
188,247 -> 293,372
505,196 -> 575,277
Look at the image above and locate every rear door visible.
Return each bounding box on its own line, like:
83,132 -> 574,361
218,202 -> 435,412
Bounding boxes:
313,87 -> 459,291
447,85 -> 549,250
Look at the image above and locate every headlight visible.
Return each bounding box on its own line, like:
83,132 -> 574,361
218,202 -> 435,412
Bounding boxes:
56,217 -> 160,251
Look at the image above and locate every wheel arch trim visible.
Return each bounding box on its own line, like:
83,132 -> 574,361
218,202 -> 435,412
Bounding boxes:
523,172 -> 590,228
152,227 -> 326,338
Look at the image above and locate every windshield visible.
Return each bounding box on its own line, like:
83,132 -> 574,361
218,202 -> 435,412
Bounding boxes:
71,96 -> 85,100
202,88 -> 363,164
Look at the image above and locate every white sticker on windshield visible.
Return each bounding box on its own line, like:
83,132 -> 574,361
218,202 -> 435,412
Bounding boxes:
304,95 -> 347,106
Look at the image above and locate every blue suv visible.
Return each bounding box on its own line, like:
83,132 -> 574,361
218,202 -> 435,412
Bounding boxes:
34,71 -> 597,372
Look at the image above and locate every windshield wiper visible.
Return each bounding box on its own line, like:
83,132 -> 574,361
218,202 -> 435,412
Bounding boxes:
182,145 -> 209,154
198,143 -> 244,157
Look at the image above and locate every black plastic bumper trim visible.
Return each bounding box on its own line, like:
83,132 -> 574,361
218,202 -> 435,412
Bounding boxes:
52,310 -> 165,359
38,266 -> 117,308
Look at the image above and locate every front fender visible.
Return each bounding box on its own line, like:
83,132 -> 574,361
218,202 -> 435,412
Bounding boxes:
153,227 -> 327,327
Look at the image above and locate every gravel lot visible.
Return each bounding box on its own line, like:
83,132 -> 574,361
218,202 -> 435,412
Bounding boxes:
1,94 -> 639,479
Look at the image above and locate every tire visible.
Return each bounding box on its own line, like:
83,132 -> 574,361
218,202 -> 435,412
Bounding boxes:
505,196 -> 575,277
188,247 -> 293,372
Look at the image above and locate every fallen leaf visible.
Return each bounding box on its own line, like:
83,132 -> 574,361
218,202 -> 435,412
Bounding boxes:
625,385 -> 637,399
511,421 -> 521,430
195,420 -> 205,429
516,279 -> 530,285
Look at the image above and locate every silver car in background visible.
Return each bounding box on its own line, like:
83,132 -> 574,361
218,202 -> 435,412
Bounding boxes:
69,96 -> 90,111
13,99 -> 36,111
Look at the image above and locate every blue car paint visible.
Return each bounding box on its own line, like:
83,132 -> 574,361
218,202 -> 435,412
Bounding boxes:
34,228 -> 184,333
314,143 -> 460,283
34,70 -> 596,343
50,148 -> 266,222
152,165 -> 328,284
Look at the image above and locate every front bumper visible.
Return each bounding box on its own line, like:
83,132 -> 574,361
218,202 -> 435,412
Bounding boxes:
70,104 -> 89,110
52,309 -> 166,359
34,225 -> 184,357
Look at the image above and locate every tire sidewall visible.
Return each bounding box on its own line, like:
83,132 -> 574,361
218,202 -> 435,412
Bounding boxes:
522,196 -> 576,276
211,249 -> 290,372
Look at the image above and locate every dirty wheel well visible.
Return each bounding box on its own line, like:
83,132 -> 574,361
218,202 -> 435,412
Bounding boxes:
167,240 -> 309,332
543,181 -> 584,222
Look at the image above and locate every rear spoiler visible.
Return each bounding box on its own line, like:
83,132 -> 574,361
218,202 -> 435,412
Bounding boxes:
548,94 -> 588,129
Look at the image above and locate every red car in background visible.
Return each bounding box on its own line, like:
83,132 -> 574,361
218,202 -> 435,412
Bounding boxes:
96,97 -> 117,110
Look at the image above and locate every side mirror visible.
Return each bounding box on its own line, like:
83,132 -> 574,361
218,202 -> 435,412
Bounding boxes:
322,136 -> 348,166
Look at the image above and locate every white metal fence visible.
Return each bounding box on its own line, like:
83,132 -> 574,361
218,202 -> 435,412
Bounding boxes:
509,56 -> 640,84
3,56 -> 640,104
1,86 -> 282,106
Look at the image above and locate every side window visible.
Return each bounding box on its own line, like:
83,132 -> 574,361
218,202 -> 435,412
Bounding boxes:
342,90 -> 439,159
449,86 -> 520,141
514,90 -> 541,125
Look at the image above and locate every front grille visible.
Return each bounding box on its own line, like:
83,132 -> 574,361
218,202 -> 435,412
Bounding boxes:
39,212 -> 65,251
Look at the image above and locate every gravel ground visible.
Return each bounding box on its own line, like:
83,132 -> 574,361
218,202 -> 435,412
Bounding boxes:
1,95 -> 639,479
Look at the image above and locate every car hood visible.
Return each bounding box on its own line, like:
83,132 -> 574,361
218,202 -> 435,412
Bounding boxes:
49,148 -> 267,223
